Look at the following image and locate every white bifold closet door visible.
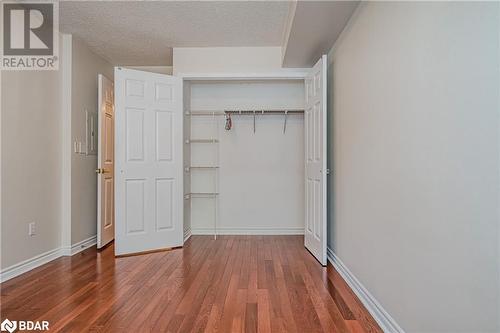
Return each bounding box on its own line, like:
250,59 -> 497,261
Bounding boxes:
114,68 -> 183,256
304,55 -> 328,266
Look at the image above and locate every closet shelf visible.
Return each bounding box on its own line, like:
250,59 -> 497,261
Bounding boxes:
185,192 -> 219,199
190,192 -> 219,195
185,139 -> 219,143
188,166 -> 219,169
188,111 -> 225,116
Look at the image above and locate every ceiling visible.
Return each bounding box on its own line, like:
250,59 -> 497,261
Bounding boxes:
59,1 -> 358,68
59,1 -> 290,66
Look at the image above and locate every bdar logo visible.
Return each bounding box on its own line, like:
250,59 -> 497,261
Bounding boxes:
0,318 -> 49,332
0,319 -> 17,333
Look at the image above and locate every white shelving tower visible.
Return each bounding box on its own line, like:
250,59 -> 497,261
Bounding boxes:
186,111 -> 219,239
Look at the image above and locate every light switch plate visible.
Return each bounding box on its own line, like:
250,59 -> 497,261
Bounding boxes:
86,110 -> 98,155
28,222 -> 36,236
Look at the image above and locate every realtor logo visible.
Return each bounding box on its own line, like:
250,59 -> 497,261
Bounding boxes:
1,1 -> 59,70
0,319 -> 16,333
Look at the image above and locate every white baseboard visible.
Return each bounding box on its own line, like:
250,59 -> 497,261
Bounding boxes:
0,247 -> 62,283
1,235 -> 97,283
327,248 -> 405,333
183,228 -> 192,242
61,235 -> 97,256
191,227 -> 304,235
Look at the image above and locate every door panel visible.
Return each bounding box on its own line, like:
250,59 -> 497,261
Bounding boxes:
115,68 -> 183,256
304,55 -> 327,266
156,111 -> 174,161
125,179 -> 146,234
104,114 -> 113,163
155,178 -> 174,230
97,74 -> 115,249
125,108 -> 145,161
103,178 -> 113,227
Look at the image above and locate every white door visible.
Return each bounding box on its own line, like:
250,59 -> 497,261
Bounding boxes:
115,68 -> 183,256
97,74 -> 115,249
304,55 -> 328,266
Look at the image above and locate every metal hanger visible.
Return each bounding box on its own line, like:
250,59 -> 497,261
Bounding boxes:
253,110 -> 256,133
283,110 -> 288,134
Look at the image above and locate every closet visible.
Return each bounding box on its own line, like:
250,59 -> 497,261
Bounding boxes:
114,55 -> 327,265
183,80 -> 306,239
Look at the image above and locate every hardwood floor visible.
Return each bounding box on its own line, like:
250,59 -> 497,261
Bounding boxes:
1,236 -> 382,332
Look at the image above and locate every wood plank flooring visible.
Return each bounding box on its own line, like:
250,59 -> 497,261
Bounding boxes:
1,236 -> 382,332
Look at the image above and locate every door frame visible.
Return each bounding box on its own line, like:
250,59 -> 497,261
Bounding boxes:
97,73 -> 115,249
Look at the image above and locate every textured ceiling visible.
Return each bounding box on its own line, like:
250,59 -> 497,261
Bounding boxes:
59,1 -> 290,66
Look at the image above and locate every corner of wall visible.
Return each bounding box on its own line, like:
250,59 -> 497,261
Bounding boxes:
280,0 -> 298,66
61,33 -> 73,250
327,1 -> 364,61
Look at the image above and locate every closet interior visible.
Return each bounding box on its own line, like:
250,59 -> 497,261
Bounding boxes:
183,79 -> 306,238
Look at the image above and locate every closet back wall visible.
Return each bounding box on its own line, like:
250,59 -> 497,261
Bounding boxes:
189,81 -> 305,234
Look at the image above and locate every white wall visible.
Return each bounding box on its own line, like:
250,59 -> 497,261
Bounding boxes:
1,38 -> 64,269
328,2 -> 499,332
70,37 -> 113,244
189,81 -> 305,234
173,47 -> 284,75
124,66 -> 172,75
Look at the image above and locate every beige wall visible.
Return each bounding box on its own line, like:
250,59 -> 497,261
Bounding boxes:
328,2 -> 499,332
1,39 -> 64,269
70,37 -> 113,244
1,34 -> 113,272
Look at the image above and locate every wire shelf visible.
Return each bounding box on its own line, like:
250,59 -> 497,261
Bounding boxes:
186,139 -> 219,143
189,166 -> 219,169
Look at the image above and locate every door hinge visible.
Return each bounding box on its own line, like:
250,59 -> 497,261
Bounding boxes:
326,168 -> 331,175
